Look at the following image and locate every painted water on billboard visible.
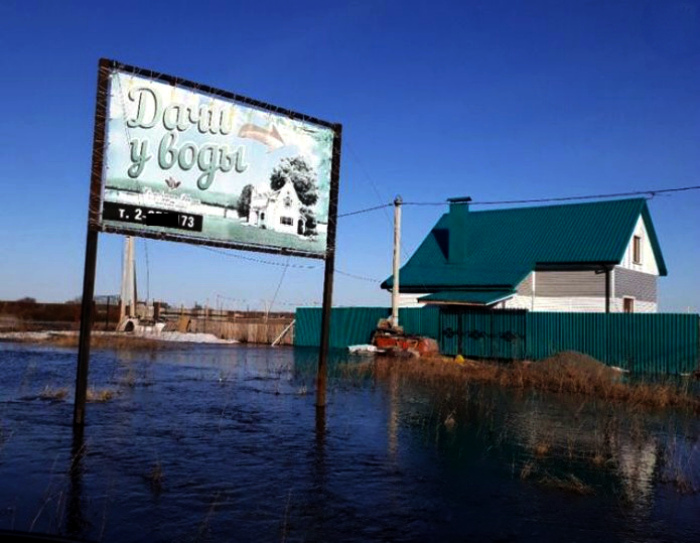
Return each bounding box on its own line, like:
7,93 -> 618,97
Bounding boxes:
100,68 -> 335,256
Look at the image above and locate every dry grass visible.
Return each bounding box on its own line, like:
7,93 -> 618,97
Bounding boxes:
538,474 -> 595,495
591,453 -> 606,467
146,461 -> 165,492
119,368 -> 137,388
46,333 -> 167,351
39,386 -> 69,401
533,441 -> 551,458
520,461 -> 536,480
347,352 -> 700,413
518,462 -> 594,496
86,387 -> 117,402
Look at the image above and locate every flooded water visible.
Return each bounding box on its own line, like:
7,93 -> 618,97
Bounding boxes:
0,342 -> 698,542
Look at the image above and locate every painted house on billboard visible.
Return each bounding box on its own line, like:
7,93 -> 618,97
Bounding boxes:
248,180 -> 306,235
382,198 -> 667,313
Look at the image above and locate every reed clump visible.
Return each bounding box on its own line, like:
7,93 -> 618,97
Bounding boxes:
39,386 -> 69,401
86,387 -> 118,402
350,352 -> 700,413
538,473 -> 595,495
145,461 -> 165,493
533,441 -> 551,457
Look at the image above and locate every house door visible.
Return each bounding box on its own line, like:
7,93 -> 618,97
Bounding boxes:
297,219 -> 304,235
623,297 -> 634,313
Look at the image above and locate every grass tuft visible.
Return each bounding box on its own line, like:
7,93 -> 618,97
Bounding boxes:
39,386 -> 68,401
538,473 -> 595,495
146,461 -> 165,492
520,461 -> 536,480
533,441 -> 551,458
86,387 -> 117,402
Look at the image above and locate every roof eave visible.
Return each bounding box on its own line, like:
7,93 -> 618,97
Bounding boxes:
381,283 -> 517,293
641,203 -> 668,276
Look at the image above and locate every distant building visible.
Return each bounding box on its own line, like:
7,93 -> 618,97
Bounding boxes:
248,180 -> 306,235
382,198 -> 666,313
94,294 -> 120,304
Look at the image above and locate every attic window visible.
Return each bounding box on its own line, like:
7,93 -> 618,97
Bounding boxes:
632,235 -> 642,264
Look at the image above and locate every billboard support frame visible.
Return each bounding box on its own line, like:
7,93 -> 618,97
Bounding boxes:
316,124 -> 342,409
74,61 -> 110,426
74,58 -> 342,426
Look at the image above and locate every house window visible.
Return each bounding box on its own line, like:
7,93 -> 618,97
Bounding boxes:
632,235 -> 642,264
623,297 -> 634,313
280,217 -> 293,226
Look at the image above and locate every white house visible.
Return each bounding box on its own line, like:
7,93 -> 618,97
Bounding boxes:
382,198 -> 667,313
248,180 -> 306,236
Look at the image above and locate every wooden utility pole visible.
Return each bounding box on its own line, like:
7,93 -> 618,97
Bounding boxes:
391,196 -> 402,328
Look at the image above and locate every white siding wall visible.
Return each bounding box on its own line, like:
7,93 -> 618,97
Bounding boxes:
534,296 -> 606,312
619,216 -> 659,275
397,293 -> 429,308
610,298 -> 657,313
503,295 -> 657,313
502,295 -> 531,310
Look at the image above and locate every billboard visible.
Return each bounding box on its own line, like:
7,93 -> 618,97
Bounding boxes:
92,60 -> 340,259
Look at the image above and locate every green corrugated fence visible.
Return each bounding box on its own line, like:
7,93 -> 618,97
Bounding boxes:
295,307 -> 391,349
295,306 -> 700,374
526,312 -> 700,374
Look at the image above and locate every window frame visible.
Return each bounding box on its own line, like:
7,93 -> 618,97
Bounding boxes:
632,235 -> 642,264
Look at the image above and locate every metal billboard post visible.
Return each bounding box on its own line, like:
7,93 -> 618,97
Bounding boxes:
316,124 -> 342,408
74,60 -> 110,427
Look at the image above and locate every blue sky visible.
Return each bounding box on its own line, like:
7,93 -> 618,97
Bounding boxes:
0,0 -> 698,312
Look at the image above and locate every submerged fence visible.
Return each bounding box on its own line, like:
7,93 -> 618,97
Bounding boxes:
295,307 -> 700,375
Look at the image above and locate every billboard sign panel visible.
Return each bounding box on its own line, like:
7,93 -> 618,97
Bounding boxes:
93,60 -> 339,259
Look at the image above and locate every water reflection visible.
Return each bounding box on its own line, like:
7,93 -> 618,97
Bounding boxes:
0,345 -> 698,542
367,357 -> 700,535
387,368 -> 399,463
314,404 -> 327,490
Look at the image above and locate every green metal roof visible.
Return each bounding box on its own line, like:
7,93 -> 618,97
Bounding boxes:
419,290 -> 515,305
383,198 -> 667,292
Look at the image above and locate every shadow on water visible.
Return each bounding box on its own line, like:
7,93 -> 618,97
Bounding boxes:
0,342 -> 698,542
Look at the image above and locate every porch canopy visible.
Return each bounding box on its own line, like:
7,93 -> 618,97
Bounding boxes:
418,290 -> 515,306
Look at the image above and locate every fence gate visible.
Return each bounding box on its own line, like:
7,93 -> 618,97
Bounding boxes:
439,307 -> 528,359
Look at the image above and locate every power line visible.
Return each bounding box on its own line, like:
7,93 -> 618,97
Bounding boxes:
403,184 -> 700,207
338,184 -> 700,216
200,246 -> 318,269
267,256 -> 291,314
200,246 -> 384,283
195,183 -> 700,284
335,269 -> 382,283
337,202 -> 393,218
345,142 -> 394,225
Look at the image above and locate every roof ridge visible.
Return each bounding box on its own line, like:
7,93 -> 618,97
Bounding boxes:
468,197 -> 646,215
